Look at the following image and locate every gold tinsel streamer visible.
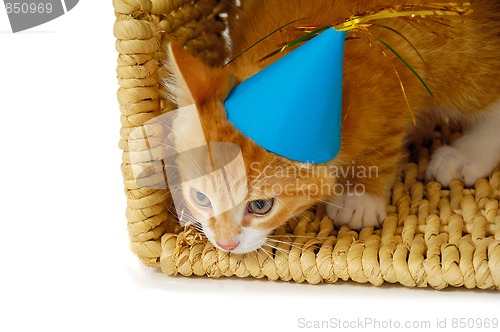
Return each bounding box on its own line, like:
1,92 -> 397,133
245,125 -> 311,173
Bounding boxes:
334,3 -> 472,31
233,2 -> 473,63
251,2 -> 472,124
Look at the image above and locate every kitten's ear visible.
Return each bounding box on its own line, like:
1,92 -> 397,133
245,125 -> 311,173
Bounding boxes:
165,42 -> 232,107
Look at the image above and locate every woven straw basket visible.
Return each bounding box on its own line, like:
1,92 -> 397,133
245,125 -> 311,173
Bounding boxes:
113,0 -> 500,289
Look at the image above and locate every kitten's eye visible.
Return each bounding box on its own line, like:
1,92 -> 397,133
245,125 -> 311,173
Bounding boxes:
247,198 -> 274,215
190,188 -> 211,208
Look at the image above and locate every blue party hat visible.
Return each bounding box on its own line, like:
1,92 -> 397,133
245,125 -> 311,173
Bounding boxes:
225,28 -> 346,164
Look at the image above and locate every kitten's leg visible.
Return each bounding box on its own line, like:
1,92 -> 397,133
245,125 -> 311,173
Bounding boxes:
426,99 -> 500,186
327,190 -> 387,229
325,90 -> 409,229
326,150 -> 400,229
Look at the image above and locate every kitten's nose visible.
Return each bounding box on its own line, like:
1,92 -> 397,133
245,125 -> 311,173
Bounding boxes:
216,240 -> 239,251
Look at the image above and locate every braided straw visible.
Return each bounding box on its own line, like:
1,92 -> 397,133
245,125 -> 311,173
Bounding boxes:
160,165 -> 500,289
114,0 -> 228,267
114,0 -> 500,289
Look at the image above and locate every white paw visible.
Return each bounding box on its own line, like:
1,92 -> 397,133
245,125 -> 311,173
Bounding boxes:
326,193 -> 387,230
426,145 -> 489,187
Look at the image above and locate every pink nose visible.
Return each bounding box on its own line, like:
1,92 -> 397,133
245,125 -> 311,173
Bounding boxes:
216,240 -> 239,251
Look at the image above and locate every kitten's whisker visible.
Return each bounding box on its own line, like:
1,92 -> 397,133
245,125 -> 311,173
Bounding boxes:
265,238 -> 310,252
259,247 -> 274,260
264,243 -> 301,260
265,239 -> 304,253
184,223 -> 205,233
177,208 -> 205,231
181,216 -> 203,228
267,234 -> 330,240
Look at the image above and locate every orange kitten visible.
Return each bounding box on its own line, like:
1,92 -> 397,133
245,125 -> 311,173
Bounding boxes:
164,0 -> 500,253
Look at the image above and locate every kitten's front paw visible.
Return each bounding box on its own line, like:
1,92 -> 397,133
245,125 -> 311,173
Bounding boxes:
426,145 -> 487,186
326,193 -> 387,230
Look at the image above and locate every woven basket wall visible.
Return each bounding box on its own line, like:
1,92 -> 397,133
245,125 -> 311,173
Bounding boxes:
113,0 -> 500,290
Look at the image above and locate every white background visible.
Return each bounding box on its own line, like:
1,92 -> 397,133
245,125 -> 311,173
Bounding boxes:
0,2 -> 498,332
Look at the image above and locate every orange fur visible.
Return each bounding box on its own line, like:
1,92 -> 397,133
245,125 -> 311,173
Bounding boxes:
165,0 -> 500,253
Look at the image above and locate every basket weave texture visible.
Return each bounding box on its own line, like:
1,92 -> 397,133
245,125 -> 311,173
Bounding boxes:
113,0 -> 500,289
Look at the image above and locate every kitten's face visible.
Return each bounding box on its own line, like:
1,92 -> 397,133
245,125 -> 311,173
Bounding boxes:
179,163 -> 277,254
165,43 -> 332,253
169,100 -> 329,253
